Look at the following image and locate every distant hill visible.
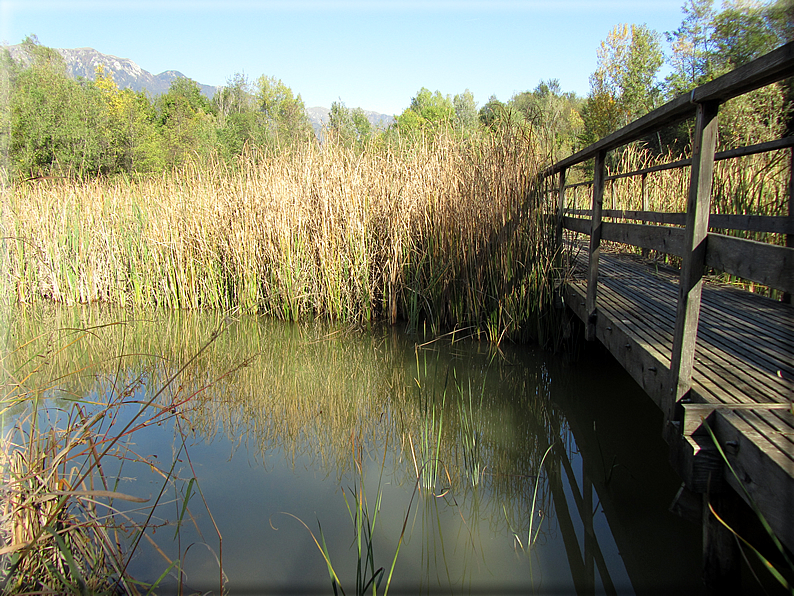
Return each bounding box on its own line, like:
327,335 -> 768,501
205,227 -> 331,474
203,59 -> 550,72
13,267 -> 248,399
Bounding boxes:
4,43 -> 394,131
4,44 -> 218,98
306,106 -> 395,137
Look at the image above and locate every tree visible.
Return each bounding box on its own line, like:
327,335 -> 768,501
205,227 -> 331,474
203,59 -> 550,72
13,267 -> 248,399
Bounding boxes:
10,36 -> 108,177
580,24 -> 662,146
580,70 -> 622,146
511,80 -> 583,157
665,0 -> 717,95
453,89 -> 478,133
157,77 -> 215,168
214,72 -> 258,159
598,24 -> 662,122
328,100 -> 356,146
350,108 -> 372,145
254,75 -> 313,149
93,65 -> 160,172
395,88 -> 456,138
711,0 -> 786,72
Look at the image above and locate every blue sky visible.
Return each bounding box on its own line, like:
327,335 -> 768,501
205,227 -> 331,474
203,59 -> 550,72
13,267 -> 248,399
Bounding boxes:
2,1 -> 687,115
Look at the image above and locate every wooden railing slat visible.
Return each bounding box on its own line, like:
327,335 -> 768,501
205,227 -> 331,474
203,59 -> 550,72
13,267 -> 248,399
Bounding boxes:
601,222 -> 685,255
564,211 -> 793,233
705,234 -> 794,294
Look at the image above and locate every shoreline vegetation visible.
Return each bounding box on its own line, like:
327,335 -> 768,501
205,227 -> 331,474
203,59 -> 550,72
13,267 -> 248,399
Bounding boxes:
2,130 -> 564,345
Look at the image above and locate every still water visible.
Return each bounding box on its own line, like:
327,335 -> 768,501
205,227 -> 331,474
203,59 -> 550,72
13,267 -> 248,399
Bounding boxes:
1,306 -> 704,595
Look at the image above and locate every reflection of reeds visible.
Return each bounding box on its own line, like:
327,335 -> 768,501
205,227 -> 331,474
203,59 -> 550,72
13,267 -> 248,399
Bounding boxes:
3,305 -> 564,579
2,130 -> 555,342
0,314 -> 227,593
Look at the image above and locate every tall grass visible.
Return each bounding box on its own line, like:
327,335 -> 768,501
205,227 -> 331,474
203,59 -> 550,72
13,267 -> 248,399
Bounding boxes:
0,312 -> 228,594
1,128 -> 557,343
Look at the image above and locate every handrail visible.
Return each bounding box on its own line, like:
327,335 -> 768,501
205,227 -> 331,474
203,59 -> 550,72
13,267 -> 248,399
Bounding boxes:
545,42 -> 794,425
562,136 -> 794,189
543,42 -> 794,178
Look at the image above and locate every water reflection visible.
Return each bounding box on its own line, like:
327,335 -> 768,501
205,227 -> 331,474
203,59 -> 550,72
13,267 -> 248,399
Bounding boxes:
0,305 -> 702,594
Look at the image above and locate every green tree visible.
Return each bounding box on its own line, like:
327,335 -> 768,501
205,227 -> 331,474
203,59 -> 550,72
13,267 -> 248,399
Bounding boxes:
579,70 -> 622,146
10,36 -> 108,177
395,88 -> 456,138
580,23 -> 662,149
328,100 -> 356,146
328,102 -> 373,148
214,72 -> 258,159
453,89 -> 478,133
254,75 -> 313,149
665,0 -> 717,95
511,80 -> 583,157
157,76 -> 215,168
350,108 -> 372,145
711,0 -> 787,72
93,65 -> 161,172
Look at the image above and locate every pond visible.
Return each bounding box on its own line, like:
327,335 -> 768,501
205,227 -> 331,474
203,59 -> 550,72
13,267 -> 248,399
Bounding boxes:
1,305 -> 705,595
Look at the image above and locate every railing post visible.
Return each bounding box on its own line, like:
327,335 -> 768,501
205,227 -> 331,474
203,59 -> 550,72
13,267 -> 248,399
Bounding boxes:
784,147 -> 793,304
556,167 -> 567,250
586,151 -> 606,341
641,172 -> 649,213
668,101 -> 719,420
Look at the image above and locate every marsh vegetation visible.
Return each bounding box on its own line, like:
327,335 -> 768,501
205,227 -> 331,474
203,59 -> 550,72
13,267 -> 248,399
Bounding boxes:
1,306 -> 705,594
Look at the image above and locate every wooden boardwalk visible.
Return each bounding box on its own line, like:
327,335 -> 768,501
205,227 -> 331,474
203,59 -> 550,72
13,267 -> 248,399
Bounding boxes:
563,242 -> 794,554
540,43 -> 794,589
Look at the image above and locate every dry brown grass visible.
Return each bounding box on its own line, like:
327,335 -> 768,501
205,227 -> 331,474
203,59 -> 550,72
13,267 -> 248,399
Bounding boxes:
1,129 -> 557,342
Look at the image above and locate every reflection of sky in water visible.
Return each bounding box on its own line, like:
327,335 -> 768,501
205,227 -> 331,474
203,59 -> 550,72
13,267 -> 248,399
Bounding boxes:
2,307 -> 702,594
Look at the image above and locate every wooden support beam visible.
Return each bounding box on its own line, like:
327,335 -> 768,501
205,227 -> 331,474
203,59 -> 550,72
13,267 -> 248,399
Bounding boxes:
784,147 -> 793,304
586,150 -> 606,342
668,101 -> 719,421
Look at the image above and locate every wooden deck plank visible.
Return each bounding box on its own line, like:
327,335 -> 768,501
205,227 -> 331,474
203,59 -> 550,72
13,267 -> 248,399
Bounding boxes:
566,245 -> 794,402
563,240 -> 794,554
568,261 -> 792,408
568,245 -> 794,362
599,281 -> 790,408
602,276 -> 793,403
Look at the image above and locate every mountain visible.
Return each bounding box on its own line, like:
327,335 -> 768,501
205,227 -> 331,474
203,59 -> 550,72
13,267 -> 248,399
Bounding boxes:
4,44 -> 218,98
306,106 -> 395,137
5,43 -> 394,130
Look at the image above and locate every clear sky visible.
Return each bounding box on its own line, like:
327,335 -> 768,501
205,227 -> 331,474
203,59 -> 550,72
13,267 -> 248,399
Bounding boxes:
1,0 -> 688,116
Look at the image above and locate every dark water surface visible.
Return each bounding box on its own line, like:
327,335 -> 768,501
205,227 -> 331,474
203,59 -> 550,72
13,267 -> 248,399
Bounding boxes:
1,306 -> 705,595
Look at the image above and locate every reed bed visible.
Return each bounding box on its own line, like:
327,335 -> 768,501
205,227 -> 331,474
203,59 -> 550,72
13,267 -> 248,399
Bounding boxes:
1,129 -> 556,343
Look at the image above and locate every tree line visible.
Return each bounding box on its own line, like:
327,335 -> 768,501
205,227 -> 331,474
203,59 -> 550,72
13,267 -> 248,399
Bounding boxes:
2,0 -> 790,181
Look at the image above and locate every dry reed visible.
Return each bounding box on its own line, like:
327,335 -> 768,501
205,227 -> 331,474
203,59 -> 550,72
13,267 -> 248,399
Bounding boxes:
1,129 -> 557,343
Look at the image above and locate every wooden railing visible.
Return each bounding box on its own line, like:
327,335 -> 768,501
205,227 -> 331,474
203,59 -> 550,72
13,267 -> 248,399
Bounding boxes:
543,41 -> 794,420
